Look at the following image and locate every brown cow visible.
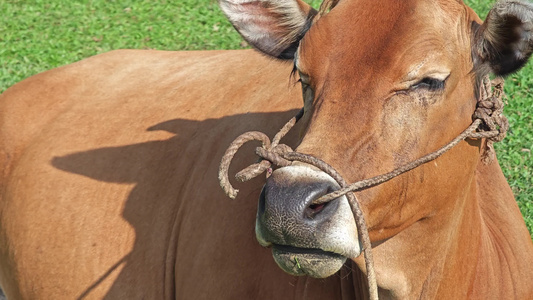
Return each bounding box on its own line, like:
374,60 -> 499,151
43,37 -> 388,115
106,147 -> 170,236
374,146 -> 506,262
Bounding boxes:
0,1 -> 531,300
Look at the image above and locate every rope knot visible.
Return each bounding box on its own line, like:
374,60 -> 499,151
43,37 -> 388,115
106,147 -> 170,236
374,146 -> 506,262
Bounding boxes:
474,76 -> 509,164
235,143 -> 294,183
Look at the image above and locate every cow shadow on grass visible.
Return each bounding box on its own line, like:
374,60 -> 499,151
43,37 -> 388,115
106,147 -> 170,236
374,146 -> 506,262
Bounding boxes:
51,109 -> 356,299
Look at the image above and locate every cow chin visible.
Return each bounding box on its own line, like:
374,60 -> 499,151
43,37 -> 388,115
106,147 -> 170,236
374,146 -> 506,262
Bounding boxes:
271,245 -> 347,278
255,165 -> 361,278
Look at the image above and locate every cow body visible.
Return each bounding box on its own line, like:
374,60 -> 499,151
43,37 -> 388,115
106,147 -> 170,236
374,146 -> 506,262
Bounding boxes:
0,49 -> 355,299
1,0 -> 533,299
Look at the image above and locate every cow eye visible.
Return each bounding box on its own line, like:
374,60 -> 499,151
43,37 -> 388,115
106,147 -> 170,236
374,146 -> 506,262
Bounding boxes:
412,77 -> 446,91
298,72 -> 314,106
300,79 -> 310,90
298,72 -> 311,89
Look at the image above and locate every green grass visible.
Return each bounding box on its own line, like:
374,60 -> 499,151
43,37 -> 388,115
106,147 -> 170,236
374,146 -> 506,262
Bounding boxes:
497,71 -> 533,235
0,0 -> 531,236
0,0 -> 245,90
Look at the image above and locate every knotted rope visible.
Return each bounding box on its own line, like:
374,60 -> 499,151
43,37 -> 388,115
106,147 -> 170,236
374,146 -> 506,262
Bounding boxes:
218,75 -> 507,300
475,76 -> 509,164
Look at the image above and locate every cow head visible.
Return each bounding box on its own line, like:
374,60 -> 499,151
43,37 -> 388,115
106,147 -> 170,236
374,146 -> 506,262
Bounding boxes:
220,0 -> 533,279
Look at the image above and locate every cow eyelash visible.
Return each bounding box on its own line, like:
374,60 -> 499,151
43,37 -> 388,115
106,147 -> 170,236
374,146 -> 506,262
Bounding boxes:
290,64 -> 298,78
291,76 -> 303,88
290,64 -> 310,89
412,77 -> 447,91
290,68 -> 303,88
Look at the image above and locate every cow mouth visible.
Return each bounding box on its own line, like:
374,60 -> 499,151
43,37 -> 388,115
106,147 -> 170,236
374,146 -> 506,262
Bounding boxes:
271,244 -> 347,278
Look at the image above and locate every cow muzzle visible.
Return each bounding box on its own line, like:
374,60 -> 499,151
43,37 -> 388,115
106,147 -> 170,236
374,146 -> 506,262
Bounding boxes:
255,165 -> 361,278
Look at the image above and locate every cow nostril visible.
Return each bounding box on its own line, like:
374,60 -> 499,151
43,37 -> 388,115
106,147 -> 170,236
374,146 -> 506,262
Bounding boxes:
305,201 -> 332,219
309,203 -> 326,213
304,186 -> 336,219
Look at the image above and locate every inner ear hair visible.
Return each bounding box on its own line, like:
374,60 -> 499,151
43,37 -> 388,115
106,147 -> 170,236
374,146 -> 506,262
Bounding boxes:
474,0 -> 533,76
219,0 -> 318,60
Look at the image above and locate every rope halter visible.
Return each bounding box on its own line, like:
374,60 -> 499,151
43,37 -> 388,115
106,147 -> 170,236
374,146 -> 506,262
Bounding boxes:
218,75 -> 508,300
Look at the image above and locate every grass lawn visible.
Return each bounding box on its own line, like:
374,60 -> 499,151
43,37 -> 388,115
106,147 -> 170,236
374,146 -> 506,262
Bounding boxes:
1,0 -> 532,236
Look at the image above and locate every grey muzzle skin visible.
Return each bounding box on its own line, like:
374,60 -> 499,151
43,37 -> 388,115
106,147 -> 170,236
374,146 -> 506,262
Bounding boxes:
255,165 -> 361,278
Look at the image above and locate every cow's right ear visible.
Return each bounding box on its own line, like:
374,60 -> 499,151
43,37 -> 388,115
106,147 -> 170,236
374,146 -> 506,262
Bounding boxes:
473,0 -> 533,76
219,0 -> 318,60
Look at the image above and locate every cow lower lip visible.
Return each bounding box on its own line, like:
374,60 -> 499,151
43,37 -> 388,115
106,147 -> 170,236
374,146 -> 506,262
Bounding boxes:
272,244 -> 347,278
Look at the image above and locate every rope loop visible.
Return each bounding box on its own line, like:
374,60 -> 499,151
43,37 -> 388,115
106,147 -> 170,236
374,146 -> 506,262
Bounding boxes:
218,110 -> 303,199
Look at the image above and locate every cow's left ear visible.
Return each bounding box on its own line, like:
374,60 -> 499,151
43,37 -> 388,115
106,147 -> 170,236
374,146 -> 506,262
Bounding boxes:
219,0 -> 318,60
473,0 -> 533,76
